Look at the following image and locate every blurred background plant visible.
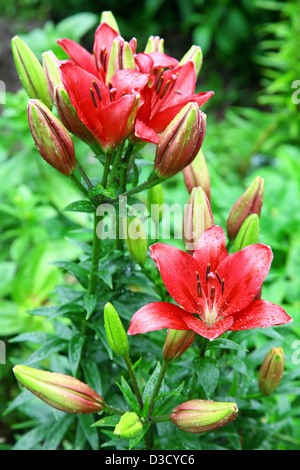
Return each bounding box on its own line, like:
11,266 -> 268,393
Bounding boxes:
0,0 -> 299,450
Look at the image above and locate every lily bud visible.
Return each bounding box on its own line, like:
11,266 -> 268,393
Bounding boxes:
144,35 -> 165,53
13,365 -> 104,414
106,36 -> 136,83
100,10 -> 120,33
28,99 -> 76,175
147,183 -> 164,223
154,103 -> 206,178
163,329 -> 196,362
170,399 -> 238,434
182,149 -> 211,201
180,45 -> 203,79
42,50 -> 62,101
183,187 -> 214,252
114,412 -> 143,439
54,84 -> 98,148
11,36 -> 52,109
104,302 -> 129,357
124,216 -> 148,266
233,213 -> 260,252
227,176 -> 264,241
258,347 -> 285,396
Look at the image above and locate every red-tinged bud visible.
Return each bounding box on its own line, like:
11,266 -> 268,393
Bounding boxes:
106,36 -> 136,83
170,399 -> 238,434
42,50 -> 62,102
54,84 -> 98,149
227,176 -> 264,241
13,365 -> 104,414
154,103 -> 206,178
258,347 -> 285,396
182,149 -> 211,201
180,45 -> 203,79
233,213 -> 260,252
183,187 -> 214,252
28,99 -> 76,175
114,412 -> 143,439
100,10 -> 120,33
163,329 -> 196,362
11,36 -> 52,109
144,35 -> 165,53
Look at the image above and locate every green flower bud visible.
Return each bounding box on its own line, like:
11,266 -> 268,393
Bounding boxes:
163,329 -> 196,362
144,35 -> 164,53
100,10 -> 120,33
28,99 -> 76,175
155,103 -> 206,178
11,36 -> 52,109
258,347 -> 285,396
227,176 -> 264,241
104,302 -> 129,357
114,412 -> 143,439
170,399 -> 238,434
42,50 -> 62,102
106,37 -> 136,84
124,216 -> 148,266
183,186 -> 214,252
182,149 -> 211,201
180,45 -> 203,79
147,183 -> 164,223
13,365 -> 104,414
233,213 -> 260,252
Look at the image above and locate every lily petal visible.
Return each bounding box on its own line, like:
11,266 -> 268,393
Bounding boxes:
128,302 -> 190,335
57,39 -> 98,77
183,314 -> 234,341
217,244 -> 273,317
150,243 -> 201,313
229,299 -> 292,331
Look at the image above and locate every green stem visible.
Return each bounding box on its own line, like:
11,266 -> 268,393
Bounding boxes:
108,143 -> 125,186
147,359 -> 169,419
103,403 -> 125,416
76,161 -> 94,190
123,355 -> 144,411
151,414 -> 170,423
88,153 -> 112,294
104,174 -> 163,205
70,173 -> 91,200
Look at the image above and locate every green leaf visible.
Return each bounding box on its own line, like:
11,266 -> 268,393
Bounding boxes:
207,338 -> 248,351
62,200 -> 95,213
68,333 -> 85,376
42,415 -> 75,450
142,361 -> 161,403
84,293 -> 98,320
92,415 -> 120,428
194,357 -> 220,398
78,414 -> 99,450
116,376 -> 140,414
23,337 -> 66,365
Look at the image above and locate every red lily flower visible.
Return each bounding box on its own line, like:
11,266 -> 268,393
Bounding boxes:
59,62 -> 142,152
128,226 -> 292,341
134,60 -> 214,144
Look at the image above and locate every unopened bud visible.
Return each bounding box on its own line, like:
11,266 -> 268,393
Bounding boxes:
54,84 -> 98,148
106,36 -> 136,83
100,10 -> 120,33
258,347 -> 285,396
154,103 -> 206,178
11,36 -> 52,109
104,302 -> 129,357
114,412 -> 143,439
170,399 -> 238,434
182,149 -> 211,201
183,187 -> 214,252
180,45 -> 203,79
13,365 -> 104,414
227,176 -> 264,241
42,50 -> 62,101
28,99 -> 76,175
233,213 -> 260,252
124,216 -> 148,266
144,35 -> 165,53
147,184 -> 164,223
163,329 -> 196,362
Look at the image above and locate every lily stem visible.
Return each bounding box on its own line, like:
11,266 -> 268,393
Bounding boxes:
123,355 -> 144,411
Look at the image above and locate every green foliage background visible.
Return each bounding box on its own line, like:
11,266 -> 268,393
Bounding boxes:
0,0 -> 299,450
